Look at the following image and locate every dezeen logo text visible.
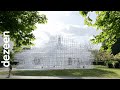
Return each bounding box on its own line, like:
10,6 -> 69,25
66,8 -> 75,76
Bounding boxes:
1,31 -> 10,67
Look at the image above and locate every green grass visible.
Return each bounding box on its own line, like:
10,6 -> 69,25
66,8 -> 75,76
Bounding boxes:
1,65 -> 120,78
0,71 -> 8,75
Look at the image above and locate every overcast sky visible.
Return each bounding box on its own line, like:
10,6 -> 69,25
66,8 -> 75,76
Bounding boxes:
0,11 -> 101,49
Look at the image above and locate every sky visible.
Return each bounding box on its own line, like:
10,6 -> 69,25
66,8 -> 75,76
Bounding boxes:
32,11 -> 101,49
0,11 -> 101,49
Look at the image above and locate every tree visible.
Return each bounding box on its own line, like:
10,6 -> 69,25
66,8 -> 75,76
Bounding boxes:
0,11 -> 47,49
80,11 -> 120,55
0,11 -> 47,66
114,53 -> 120,61
90,49 -> 100,61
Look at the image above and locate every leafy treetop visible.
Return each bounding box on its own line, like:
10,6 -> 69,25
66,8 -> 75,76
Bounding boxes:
80,11 -> 120,55
0,11 -> 47,48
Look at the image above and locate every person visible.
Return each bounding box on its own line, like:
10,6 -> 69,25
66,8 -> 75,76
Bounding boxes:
7,64 -> 12,78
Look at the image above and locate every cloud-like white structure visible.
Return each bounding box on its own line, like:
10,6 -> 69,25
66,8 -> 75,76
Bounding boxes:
32,11 -> 101,48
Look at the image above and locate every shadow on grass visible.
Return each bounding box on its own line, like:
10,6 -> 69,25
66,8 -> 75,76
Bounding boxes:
13,68 -> 119,78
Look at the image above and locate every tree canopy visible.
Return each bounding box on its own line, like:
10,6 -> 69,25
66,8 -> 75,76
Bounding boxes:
80,11 -> 120,55
0,11 -> 47,49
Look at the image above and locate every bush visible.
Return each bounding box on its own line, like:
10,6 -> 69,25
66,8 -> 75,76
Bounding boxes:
106,61 -> 113,68
115,62 -> 120,68
93,61 -> 105,65
113,61 -> 120,68
105,60 -> 120,68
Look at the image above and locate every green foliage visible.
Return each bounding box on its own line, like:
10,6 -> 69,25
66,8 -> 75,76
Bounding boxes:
90,49 -> 100,61
111,38 -> 120,55
80,11 -> 120,54
79,11 -> 90,17
91,50 -> 114,61
0,11 -> 47,63
0,11 -> 47,48
105,60 -> 119,68
114,53 -> 120,61
91,49 -> 120,68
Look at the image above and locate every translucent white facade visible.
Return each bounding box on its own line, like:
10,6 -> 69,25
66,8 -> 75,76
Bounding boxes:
14,35 -> 93,70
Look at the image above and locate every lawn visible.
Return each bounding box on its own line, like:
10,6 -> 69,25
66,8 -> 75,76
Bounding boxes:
0,65 -> 120,78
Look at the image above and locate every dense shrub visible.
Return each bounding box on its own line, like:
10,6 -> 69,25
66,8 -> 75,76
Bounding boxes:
93,61 -> 104,65
91,50 -> 120,68
104,60 -> 120,68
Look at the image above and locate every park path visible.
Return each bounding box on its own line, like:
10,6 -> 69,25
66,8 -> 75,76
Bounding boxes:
0,75 -> 120,79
